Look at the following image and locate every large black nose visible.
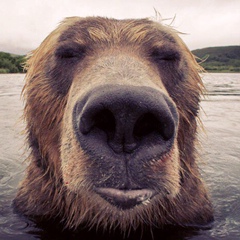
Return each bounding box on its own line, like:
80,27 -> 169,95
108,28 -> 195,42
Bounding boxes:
73,85 -> 178,156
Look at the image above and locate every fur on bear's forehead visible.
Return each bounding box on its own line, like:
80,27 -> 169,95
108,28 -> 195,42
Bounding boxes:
57,17 -> 178,47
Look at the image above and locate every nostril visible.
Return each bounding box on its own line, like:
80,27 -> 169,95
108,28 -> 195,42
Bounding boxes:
133,113 -> 160,140
93,109 -> 115,138
133,113 -> 175,141
80,108 -> 116,138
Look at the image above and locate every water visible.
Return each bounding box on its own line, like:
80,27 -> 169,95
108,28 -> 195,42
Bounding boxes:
0,73 -> 239,239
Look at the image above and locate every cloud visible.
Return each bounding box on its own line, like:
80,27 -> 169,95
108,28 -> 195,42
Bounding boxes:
1,0 -> 239,54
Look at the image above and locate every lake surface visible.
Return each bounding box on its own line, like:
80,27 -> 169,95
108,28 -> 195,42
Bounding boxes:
0,73 -> 239,239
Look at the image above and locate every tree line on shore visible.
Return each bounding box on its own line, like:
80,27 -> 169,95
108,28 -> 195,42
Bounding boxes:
1,45 -> 240,73
192,46 -> 240,73
0,52 -> 25,73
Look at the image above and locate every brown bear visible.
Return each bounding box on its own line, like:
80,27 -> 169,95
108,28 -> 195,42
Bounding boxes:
14,17 -> 213,232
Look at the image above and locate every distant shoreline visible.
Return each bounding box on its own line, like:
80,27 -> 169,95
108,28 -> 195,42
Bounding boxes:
203,70 -> 240,73
192,46 -> 240,73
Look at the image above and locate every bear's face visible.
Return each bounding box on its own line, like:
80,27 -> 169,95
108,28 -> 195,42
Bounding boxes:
55,18 -> 195,210
17,17 -> 212,231
61,54 -> 180,208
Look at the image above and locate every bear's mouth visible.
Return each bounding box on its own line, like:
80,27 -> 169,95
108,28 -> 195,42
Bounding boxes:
95,188 -> 156,210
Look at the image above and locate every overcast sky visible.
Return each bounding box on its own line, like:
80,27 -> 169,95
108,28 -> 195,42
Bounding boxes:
1,0 -> 240,55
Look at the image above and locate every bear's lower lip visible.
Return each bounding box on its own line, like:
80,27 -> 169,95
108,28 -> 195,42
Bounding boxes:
95,187 -> 156,210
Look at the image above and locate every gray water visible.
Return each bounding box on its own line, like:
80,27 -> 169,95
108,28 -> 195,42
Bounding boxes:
0,73 -> 239,239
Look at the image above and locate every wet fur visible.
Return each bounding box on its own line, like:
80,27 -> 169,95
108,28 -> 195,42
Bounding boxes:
14,17 -> 213,232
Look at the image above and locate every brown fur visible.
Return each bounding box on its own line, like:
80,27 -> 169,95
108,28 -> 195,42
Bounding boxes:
14,17 -> 213,232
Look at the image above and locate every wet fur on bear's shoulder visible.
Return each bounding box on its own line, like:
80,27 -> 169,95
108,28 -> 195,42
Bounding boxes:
14,16 -> 213,232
